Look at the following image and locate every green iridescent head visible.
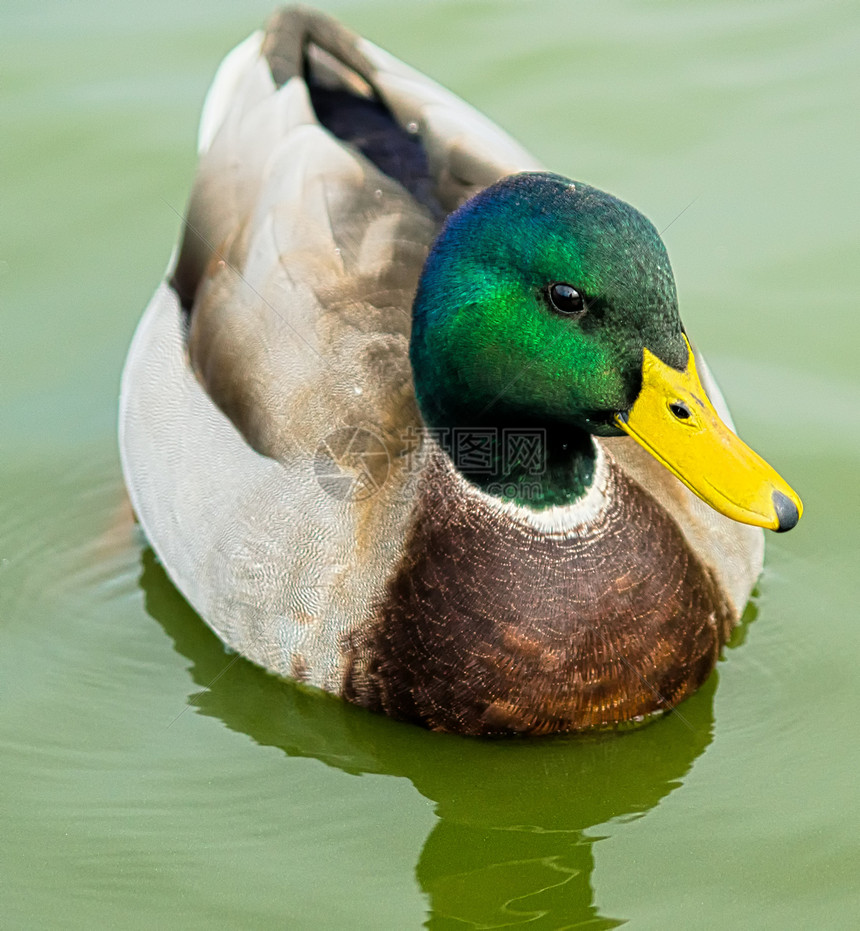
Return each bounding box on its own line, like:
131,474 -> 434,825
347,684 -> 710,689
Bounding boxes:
408,171 -> 803,527
410,171 -> 686,437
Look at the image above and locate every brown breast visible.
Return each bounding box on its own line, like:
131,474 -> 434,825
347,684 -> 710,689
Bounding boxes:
344,451 -> 733,736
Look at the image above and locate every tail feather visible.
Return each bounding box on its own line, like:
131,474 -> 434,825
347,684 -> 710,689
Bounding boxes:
263,5 -> 378,93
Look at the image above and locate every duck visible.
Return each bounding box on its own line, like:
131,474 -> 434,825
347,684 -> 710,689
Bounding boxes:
119,5 -> 802,736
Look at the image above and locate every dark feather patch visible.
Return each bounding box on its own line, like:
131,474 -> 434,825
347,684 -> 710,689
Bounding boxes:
308,87 -> 439,217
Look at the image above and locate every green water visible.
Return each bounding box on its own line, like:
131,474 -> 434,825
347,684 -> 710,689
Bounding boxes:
2,0 -> 858,926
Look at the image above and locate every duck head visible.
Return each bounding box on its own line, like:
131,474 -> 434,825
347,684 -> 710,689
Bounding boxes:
410,172 -> 801,531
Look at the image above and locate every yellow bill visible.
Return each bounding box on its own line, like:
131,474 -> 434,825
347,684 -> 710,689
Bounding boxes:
615,336 -> 802,532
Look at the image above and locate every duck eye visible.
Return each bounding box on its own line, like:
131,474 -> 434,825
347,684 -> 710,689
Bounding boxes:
547,283 -> 586,317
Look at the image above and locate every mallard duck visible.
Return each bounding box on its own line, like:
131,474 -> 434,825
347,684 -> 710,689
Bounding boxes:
120,6 -> 801,736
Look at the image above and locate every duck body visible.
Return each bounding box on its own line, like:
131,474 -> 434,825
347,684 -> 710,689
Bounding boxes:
120,7 -> 797,735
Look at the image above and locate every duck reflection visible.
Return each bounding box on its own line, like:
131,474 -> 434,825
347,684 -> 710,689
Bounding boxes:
140,547 -> 720,928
